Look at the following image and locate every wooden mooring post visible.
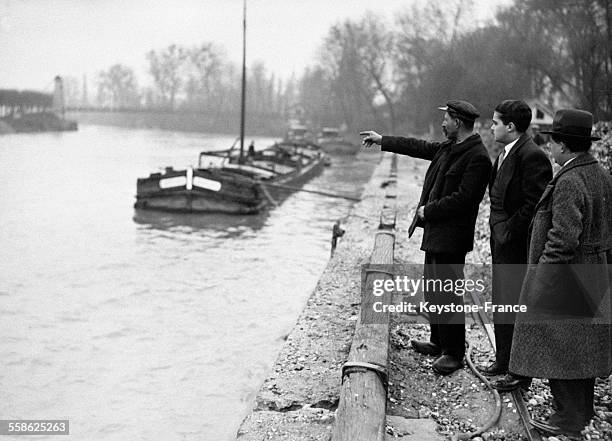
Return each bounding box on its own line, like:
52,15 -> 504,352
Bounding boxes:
332,157 -> 397,441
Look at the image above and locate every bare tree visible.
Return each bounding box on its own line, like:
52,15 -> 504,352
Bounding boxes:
184,43 -> 225,110
393,0 -> 475,132
96,64 -> 139,108
299,67 -> 338,128
248,61 -> 267,114
62,76 -> 81,108
358,15 -> 399,132
146,44 -> 187,110
498,0 -> 612,118
319,20 -> 379,131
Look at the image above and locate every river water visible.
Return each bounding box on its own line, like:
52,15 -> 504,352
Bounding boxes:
0,125 -> 376,441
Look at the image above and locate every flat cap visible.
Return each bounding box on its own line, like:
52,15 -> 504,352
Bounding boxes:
438,100 -> 480,121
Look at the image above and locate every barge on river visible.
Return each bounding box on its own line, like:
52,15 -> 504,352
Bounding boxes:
134,140 -> 327,214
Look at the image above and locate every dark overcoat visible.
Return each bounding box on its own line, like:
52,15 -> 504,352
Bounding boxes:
489,134 -> 552,318
509,153 -> 612,379
489,134 -> 552,264
382,134 -> 491,254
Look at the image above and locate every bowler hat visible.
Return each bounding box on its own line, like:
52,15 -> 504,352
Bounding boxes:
541,109 -> 600,140
438,100 -> 480,122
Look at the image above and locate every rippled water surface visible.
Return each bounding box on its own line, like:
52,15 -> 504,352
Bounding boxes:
0,125 -> 376,440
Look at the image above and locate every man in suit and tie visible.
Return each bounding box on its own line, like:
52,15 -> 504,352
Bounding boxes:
482,100 -> 552,391
361,100 -> 492,375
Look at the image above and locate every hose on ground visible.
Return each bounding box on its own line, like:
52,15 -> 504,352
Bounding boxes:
450,340 -> 503,441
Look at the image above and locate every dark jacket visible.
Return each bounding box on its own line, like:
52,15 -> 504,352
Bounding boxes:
510,153 -> 612,379
489,135 -> 552,316
489,134 -> 552,264
382,133 -> 492,254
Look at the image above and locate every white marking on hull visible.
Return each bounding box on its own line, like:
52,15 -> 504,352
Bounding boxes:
193,176 -> 222,192
159,176 -> 187,189
186,167 -> 193,190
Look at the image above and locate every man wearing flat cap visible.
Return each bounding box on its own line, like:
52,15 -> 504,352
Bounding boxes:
509,109 -> 612,439
361,100 -> 492,375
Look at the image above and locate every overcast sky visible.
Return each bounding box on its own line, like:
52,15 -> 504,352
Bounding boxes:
0,0 -> 512,92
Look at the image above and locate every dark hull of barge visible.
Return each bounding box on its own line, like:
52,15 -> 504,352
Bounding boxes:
134,151 -> 327,214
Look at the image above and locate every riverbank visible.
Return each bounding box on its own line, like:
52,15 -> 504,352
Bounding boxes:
233,151 -> 494,441
234,150 -> 612,441
65,110 -> 284,137
235,150 -> 391,440
0,112 -> 77,133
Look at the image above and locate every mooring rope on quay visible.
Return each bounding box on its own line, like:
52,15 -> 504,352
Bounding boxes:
331,153 -> 542,441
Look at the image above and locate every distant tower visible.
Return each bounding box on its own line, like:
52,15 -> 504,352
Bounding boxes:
53,75 -> 65,118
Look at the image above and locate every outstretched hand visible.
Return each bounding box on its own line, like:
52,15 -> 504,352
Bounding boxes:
360,130 -> 382,148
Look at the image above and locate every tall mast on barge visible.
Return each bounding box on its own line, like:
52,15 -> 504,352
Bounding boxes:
239,0 -> 247,164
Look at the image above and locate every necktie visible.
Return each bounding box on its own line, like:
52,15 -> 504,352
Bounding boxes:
497,149 -> 505,171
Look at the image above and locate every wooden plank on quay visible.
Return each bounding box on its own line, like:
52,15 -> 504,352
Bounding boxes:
331,232 -> 395,441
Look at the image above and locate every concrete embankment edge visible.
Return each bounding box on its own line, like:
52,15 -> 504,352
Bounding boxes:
235,152 -> 396,440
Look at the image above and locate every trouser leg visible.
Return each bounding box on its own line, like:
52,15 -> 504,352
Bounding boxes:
548,378 -> 596,433
424,254 -> 441,348
493,324 -> 514,369
424,252 -> 466,359
491,262 -> 526,369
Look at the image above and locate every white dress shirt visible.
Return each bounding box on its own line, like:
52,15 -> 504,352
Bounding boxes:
497,138 -> 519,170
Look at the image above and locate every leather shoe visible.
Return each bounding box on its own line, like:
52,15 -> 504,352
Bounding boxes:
490,373 -> 531,392
432,354 -> 463,375
410,340 -> 441,356
530,419 -> 581,440
478,361 -> 507,377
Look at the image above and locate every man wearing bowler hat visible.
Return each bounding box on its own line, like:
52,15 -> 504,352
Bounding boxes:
361,100 -> 492,375
509,109 -> 612,439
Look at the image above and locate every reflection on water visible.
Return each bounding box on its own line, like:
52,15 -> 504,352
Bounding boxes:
132,209 -> 269,237
0,125 -> 377,441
